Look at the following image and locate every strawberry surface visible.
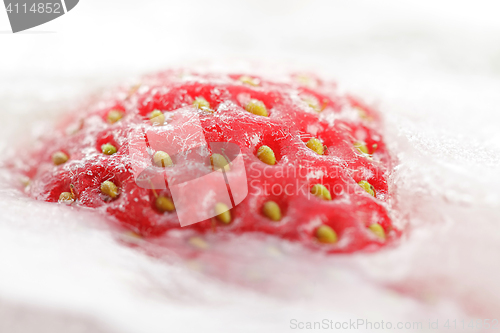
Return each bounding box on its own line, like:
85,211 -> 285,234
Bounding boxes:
18,70 -> 398,253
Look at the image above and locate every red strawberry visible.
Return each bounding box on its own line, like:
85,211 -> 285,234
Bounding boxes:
17,70 -> 398,253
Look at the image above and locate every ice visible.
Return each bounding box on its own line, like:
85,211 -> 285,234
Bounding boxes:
1,0 -> 500,332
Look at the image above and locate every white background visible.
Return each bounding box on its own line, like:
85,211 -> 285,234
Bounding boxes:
1,1 -> 500,332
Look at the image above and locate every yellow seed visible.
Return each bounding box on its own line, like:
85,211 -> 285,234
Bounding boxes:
310,184 -> 332,201
101,180 -> 119,199
126,84 -> 141,99
358,180 -> 375,197
149,110 -> 165,126
52,151 -> 69,165
211,153 -> 230,172
188,236 -> 209,250
356,107 -> 367,118
58,192 -> 74,203
215,202 -> 231,224
369,223 -> 386,240
354,141 -> 369,154
295,73 -> 316,87
193,97 -> 212,112
107,110 -> 124,123
263,201 -> 281,221
355,106 -> 373,121
101,143 -> 117,155
306,138 -> 324,155
239,75 -> 260,86
315,225 -> 338,244
303,96 -> 321,112
256,145 -> 276,165
153,151 -> 173,167
155,196 -> 175,212
245,99 -> 268,117
122,231 -> 142,241
20,176 -> 30,187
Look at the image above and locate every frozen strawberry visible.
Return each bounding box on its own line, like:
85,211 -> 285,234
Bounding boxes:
16,70 -> 398,253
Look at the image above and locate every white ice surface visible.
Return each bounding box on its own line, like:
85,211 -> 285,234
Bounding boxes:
1,1 -> 500,332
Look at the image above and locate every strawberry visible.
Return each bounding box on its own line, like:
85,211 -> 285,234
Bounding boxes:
17,70 -> 398,253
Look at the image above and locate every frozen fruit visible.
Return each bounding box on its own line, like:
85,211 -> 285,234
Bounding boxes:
18,70 -> 397,253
